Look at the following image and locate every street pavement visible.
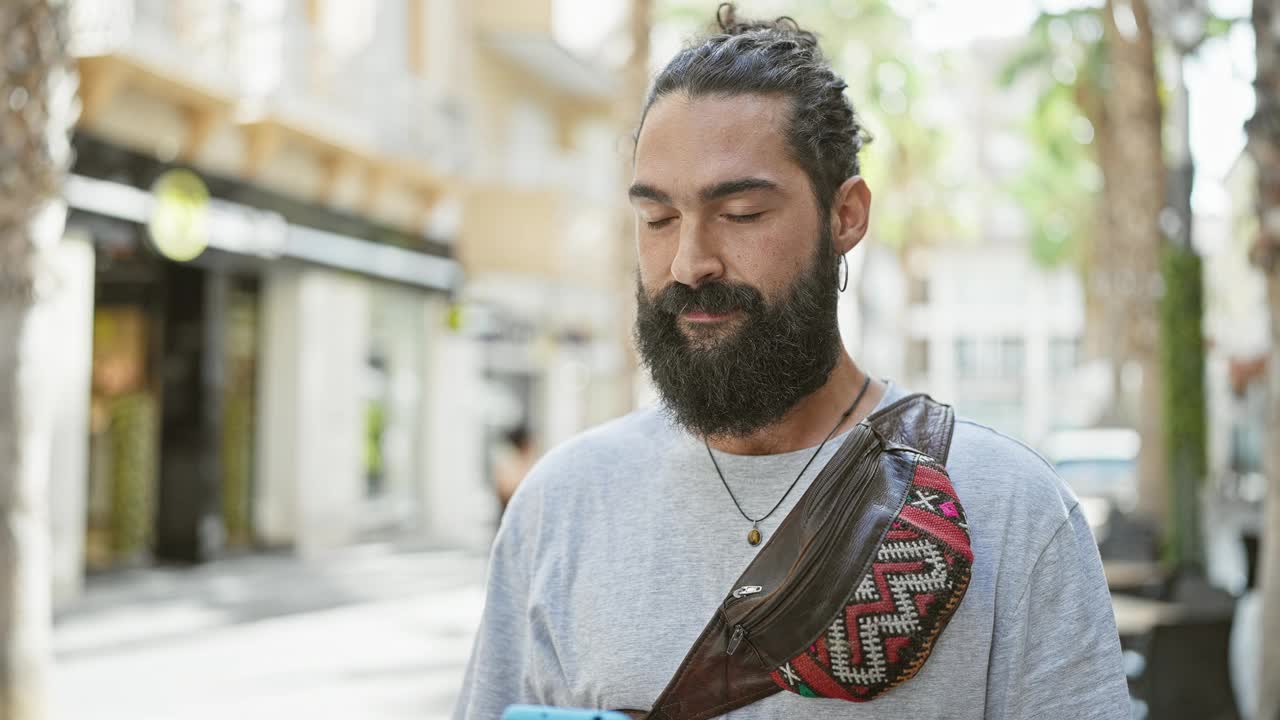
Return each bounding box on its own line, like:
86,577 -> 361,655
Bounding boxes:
50,539 -> 1171,720
52,543 -> 488,720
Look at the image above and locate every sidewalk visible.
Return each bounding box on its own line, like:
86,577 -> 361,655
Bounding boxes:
52,542 -> 488,720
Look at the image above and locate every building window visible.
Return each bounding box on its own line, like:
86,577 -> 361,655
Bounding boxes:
907,339 -> 929,377
1000,337 -> 1024,378
371,0 -> 410,75
908,274 -> 930,305
316,1 -> 376,55
362,285 -> 427,527
407,0 -> 426,76
1230,423 -> 1263,475
956,337 -> 1024,380
955,338 -> 978,379
1050,337 -> 1080,377
507,102 -> 557,187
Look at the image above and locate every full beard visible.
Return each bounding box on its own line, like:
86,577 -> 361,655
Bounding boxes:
633,233 -> 843,438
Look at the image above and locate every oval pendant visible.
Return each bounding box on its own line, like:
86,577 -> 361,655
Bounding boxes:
747,526 -> 762,546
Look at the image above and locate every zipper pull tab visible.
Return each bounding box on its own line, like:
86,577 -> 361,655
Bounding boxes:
726,624 -> 746,655
732,585 -> 763,600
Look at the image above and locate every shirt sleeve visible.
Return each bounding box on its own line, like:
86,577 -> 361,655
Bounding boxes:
452,512 -> 535,719
985,505 -> 1131,719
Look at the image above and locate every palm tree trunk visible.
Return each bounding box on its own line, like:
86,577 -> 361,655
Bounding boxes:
1080,79 -> 1123,416
1248,1 -> 1280,715
615,0 -> 652,413
1102,0 -> 1168,538
0,1 -> 77,717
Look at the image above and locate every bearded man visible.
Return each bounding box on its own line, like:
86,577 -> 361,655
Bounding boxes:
454,6 -> 1129,719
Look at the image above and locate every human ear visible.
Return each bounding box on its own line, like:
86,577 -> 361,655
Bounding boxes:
831,176 -> 871,255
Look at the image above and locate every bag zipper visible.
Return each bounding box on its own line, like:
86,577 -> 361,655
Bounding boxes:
727,624 -> 746,655
725,445 -> 892,657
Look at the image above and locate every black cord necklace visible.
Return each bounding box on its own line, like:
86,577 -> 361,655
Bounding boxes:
705,375 -> 873,546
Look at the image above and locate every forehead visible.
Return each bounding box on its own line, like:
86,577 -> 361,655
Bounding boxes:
633,92 -> 799,196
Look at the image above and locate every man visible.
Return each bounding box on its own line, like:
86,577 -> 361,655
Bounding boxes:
494,424 -> 537,513
454,6 -> 1129,718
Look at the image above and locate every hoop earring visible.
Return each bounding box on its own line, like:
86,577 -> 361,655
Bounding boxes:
838,253 -> 849,293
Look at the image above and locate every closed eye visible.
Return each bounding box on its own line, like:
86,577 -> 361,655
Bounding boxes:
725,212 -> 765,223
646,217 -> 677,229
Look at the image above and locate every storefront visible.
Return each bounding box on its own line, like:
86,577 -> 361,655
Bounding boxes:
69,209 -> 268,568
82,240 -> 263,567
63,133 -> 460,576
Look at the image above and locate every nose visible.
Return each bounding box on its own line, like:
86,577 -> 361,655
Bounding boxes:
670,221 -> 723,289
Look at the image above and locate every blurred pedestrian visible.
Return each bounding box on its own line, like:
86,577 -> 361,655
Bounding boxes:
455,5 -> 1128,718
494,425 -> 536,514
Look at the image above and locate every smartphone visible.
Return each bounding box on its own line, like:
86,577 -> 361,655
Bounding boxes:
500,705 -> 634,720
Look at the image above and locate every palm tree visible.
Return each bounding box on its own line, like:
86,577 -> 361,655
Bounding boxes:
1000,9 -> 1108,270
1247,1 -> 1280,715
617,0 -> 653,412
0,0 -> 77,716
1098,0 -> 1171,542
1002,6 -> 1175,535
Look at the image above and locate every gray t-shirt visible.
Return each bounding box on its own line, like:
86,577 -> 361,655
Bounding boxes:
453,383 -> 1130,719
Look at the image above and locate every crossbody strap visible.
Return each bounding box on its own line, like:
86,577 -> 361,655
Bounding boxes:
629,394 -> 956,720
865,392 -> 956,466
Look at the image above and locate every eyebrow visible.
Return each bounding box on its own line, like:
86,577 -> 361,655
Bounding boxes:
628,183 -> 672,205
627,177 -> 780,206
698,177 -> 779,203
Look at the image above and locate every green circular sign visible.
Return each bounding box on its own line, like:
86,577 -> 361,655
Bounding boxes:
148,169 -> 210,262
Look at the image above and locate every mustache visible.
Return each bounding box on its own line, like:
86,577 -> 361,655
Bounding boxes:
648,280 -> 765,316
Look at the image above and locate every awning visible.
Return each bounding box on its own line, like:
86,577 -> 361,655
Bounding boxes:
64,173 -> 462,292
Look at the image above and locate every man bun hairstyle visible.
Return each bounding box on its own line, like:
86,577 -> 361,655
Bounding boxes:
639,3 -> 871,215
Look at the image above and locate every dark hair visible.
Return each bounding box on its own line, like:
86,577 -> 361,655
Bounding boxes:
505,424 -> 531,450
638,3 -> 871,214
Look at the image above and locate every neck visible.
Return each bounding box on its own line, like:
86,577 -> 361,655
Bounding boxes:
704,352 -> 886,456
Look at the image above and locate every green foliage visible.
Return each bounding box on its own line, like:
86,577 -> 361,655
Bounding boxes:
1001,8 -> 1108,270
365,400 -> 387,492
1000,9 -> 1106,89
109,392 -> 158,560
1159,245 -> 1208,571
1203,14 -> 1246,42
221,391 -> 254,547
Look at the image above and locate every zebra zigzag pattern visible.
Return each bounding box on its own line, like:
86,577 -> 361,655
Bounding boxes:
770,462 -> 974,702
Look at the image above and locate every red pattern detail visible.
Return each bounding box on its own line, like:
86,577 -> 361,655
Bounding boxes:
792,652 -> 858,701
885,635 -> 911,664
911,464 -> 957,495
844,559 -> 926,664
770,670 -> 786,691
915,592 -> 937,617
773,461 -> 972,704
900,505 -> 974,562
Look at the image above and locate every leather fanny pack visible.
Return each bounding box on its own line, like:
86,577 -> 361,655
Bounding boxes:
625,393 -> 971,719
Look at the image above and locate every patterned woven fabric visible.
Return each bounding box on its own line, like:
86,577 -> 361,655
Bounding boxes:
769,461 -> 973,701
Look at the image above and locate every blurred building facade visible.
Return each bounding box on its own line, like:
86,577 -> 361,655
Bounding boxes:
435,0 -> 636,549
896,245 -> 1087,445
1200,153 -> 1271,595
51,0 -> 638,607
850,240 -> 1088,447
846,38 -> 1091,448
